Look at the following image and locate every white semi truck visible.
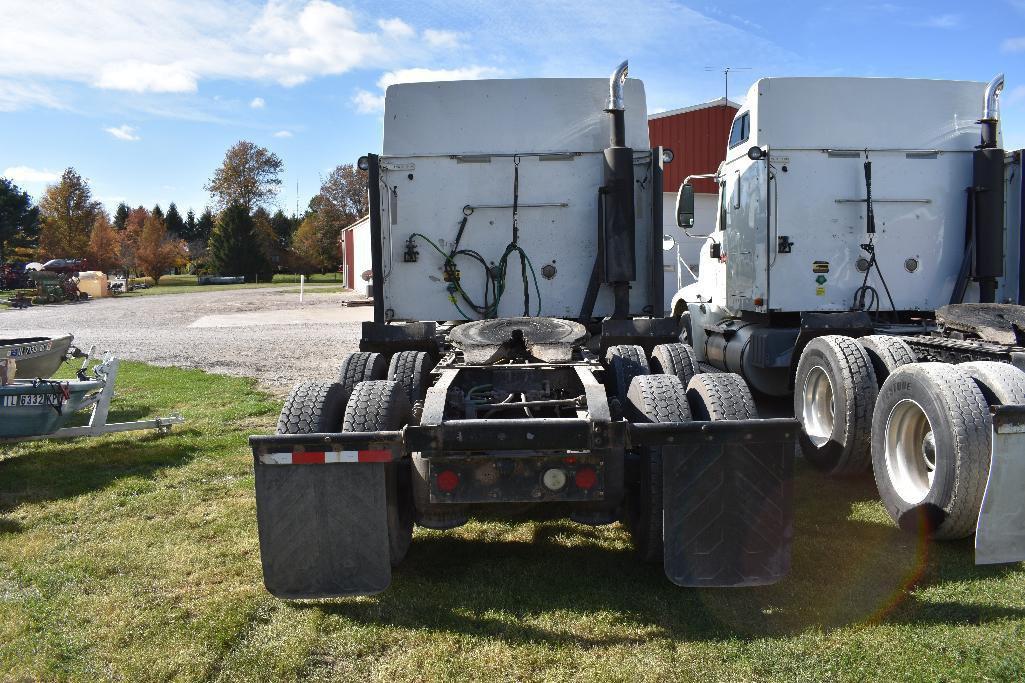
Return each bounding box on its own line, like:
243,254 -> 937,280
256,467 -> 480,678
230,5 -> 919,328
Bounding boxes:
671,75 -> 1025,563
248,63 -> 798,598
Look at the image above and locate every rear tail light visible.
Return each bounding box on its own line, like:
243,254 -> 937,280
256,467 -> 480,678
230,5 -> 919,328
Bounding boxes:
574,466 -> 597,490
436,470 -> 459,492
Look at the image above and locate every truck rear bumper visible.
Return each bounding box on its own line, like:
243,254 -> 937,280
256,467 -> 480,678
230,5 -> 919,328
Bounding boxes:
249,417 -> 798,597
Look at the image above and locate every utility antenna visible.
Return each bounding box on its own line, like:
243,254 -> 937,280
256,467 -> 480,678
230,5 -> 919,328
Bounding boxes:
704,66 -> 751,103
295,180 -> 299,219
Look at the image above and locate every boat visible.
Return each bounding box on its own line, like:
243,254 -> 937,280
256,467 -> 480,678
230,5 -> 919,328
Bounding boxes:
0,334 -> 74,379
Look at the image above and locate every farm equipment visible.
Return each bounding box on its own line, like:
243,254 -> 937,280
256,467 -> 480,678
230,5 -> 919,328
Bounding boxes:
249,62 -> 798,599
670,74 -> 1025,563
0,348 -> 184,442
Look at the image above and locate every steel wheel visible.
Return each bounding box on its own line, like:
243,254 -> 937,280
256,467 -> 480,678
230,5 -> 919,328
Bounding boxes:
801,365 -> 835,447
883,398 -> 936,505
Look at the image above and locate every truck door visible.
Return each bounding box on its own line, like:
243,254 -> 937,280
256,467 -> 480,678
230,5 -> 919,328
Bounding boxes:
724,158 -> 769,312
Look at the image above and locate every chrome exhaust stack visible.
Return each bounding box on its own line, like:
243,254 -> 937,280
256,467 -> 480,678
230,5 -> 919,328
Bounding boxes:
980,73 -> 1004,149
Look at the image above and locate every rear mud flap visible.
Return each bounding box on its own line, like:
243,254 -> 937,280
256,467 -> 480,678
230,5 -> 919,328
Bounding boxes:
976,406 -> 1025,565
661,426 -> 795,587
254,462 -> 391,598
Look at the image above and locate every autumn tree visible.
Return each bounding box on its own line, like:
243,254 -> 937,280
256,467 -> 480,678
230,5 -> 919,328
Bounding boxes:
118,206 -> 149,277
164,202 -> 185,238
135,212 -> 185,284
252,207 -> 284,271
290,215 -> 324,275
302,164 -> 369,271
207,203 -> 271,282
37,168 -> 101,259
87,212 -> 121,274
0,177 -> 39,263
205,141 -> 283,212
113,202 -> 130,231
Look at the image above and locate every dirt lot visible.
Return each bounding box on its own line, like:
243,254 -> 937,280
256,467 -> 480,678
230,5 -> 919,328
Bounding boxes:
0,286 -> 373,395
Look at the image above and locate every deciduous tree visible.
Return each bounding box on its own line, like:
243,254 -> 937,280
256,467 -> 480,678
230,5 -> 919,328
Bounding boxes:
205,141 -> 283,212
37,168 -> 101,259
290,215 -> 324,275
87,212 -> 121,274
135,212 -> 185,284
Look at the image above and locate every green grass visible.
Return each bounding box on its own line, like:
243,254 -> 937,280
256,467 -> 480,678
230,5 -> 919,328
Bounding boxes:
121,273 -> 347,298
1,363 -> 1023,681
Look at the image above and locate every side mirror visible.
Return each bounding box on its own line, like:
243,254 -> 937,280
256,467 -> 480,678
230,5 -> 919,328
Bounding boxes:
747,146 -> 766,161
675,183 -> 695,229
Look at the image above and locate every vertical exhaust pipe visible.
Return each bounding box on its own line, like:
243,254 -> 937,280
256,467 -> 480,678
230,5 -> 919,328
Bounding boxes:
601,60 -> 635,318
973,73 -> 1006,303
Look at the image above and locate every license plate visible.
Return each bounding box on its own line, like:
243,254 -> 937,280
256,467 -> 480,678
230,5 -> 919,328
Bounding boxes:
2,393 -> 60,407
7,341 -> 52,358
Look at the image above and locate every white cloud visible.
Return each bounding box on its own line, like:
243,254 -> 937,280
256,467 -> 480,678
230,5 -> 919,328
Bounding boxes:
2,166 -> 60,184
272,130 -> 293,138
352,88 -> 386,114
919,14 -> 960,28
250,96 -> 265,108
376,66 -> 502,89
378,17 -> 415,38
1003,36 -> 1025,52
104,124 -> 141,141
423,29 -> 460,49
352,65 -> 503,114
0,1 -> 475,94
0,80 -> 62,111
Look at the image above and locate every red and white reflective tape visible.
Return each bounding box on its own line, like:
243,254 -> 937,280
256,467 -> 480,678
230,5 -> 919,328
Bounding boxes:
259,449 -> 392,465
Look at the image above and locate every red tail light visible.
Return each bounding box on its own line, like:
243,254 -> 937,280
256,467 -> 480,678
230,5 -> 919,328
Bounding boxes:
436,470 -> 459,492
574,466 -> 597,490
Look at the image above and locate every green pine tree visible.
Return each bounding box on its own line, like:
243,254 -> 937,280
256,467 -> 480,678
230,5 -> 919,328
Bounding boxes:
207,204 -> 271,282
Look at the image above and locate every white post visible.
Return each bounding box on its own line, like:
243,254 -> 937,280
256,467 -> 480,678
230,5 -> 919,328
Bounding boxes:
299,274 -> 305,304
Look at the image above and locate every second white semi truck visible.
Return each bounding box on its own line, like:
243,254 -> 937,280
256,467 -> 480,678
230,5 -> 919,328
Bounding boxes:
671,74 -> 1025,563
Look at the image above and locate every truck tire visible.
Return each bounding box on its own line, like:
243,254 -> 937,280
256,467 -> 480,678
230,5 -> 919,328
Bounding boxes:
859,335 -> 916,386
651,343 -> 700,388
276,381 -> 347,434
958,361 -> 1025,406
337,352 -> 387,412
794,335 -> 878,476
686,373 -> 758,421
387,351 -> 433,409
605,345 -> 650,406
872,363 -> 991,539
343,380 -> 415,566
625,374 -> 692,563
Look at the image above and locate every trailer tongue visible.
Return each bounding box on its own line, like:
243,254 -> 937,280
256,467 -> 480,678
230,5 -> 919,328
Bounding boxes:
249,62 -> 798,598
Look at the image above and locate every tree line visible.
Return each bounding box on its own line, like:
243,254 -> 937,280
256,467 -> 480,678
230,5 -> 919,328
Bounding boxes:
0,140 -> 369,284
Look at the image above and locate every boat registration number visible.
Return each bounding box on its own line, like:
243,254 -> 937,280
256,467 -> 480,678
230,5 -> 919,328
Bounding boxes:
2,394 -> 60,407
7,341 -> 53,358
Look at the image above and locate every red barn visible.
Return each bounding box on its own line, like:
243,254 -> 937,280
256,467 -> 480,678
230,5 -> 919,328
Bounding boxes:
648,97 -> 739,309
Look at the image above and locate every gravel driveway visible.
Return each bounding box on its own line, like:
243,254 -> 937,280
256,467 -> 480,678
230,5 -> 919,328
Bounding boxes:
0,287 -> 373,396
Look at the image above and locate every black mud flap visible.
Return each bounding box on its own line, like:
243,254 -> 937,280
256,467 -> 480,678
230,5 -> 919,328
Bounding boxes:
660,421 -> 796,587
254,462 -> 391,598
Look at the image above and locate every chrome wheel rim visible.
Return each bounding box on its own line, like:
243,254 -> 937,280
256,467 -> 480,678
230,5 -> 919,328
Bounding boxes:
885,399 -> 936,505
802,365 -> 834,447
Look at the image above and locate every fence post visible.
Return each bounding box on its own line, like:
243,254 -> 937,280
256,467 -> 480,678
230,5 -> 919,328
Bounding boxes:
299,274 -> 305,304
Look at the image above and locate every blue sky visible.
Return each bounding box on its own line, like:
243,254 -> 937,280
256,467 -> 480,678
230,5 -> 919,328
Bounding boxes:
1,0 -> 1023,217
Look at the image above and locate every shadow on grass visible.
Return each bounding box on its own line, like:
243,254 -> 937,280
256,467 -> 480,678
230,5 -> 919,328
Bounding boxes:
303,463 -> 1025,644
0,436 -> 199,515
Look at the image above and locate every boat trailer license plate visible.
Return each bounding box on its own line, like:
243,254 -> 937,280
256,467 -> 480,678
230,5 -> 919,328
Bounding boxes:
2,393 -> 60,407
7,341 -> 52,358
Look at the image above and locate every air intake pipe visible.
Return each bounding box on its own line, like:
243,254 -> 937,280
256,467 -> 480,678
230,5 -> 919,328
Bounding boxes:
973,73 -> 1006,302
601,60 -> 635,318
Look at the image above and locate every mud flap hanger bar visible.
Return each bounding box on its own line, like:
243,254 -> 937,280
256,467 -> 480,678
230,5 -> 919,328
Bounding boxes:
249,418 -> 798,460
